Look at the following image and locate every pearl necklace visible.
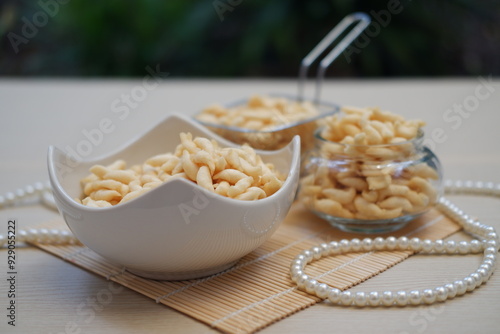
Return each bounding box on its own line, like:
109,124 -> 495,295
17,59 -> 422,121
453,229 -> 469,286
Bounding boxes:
0,180 -> 498,307
290,180 -> 499,307
0,181 -> 57,211
0,181 -> 78,245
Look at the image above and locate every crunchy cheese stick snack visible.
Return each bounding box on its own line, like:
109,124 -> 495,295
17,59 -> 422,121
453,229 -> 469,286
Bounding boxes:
78,133 -> 286,207
196,94 -> 336,151
299,106 -> 441,224
197,95 -> 320,131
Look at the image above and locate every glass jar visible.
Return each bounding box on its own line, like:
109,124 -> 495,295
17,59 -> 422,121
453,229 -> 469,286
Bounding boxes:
298,128 -> 443,233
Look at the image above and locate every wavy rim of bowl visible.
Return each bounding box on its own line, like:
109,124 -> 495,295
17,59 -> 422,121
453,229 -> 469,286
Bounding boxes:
48,113 -> 301,213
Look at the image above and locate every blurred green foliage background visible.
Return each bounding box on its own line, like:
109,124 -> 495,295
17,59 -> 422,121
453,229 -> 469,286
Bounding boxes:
0,0 -> 499,78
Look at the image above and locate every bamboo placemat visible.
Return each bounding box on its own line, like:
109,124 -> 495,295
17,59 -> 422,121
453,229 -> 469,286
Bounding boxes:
32,203 -> 460,334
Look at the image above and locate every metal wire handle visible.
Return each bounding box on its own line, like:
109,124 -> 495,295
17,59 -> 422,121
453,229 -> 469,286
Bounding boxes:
298,12 -> 371,104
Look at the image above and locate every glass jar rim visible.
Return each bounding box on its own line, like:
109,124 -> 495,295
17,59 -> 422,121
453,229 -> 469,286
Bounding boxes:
314,127 -> 424,148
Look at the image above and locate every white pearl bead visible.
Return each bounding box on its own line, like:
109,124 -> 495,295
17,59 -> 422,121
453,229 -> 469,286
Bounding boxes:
60,230 -> 73,243
305,279 -> 318,294
476,268 -> 488,282
471,221 -> 482,233
16,188 -> 26,199
464,217 -> 476,228
354,292 -> 368,306
409,238 -> 422,252
470,273 -> 482,287
315,283 -> 329,299
421,239 -> 433,252
477,225 -> 490,235
386,236 -> 397,250
34,182 -> 45,193
458,241 -> 470,254
290,270 -> 303,283
397,237 -> 409,250
486,232 -> 498,240
463,277 -> 475,292
49,229 -> 61,243
445,240 -> 458,253
484,247 -> 497,256
485,226 -> 496,234
17,230 -> 27,243
368,292 -> 381,306
327,288 -> 341,303
350,238 -> 362,252
395,291 -> 409,306
486,269 -> 494,280
479,263 -> 492,274
290,265 -> 302,275
39,228 -> 49,243
433,239 -> 445,252
454,280 -> 467,295
373,237 -> 385,250
25,185 -> 35,195
329,241 -> 341,255
361,238 -> 373,251
340,291 -> 353,305
354,292 -> 367,306
485,240 -> 499,251
435,287 -> 447,302
296,254 -> 307,262
422,289 -> 436,304
483,254 -> 497,266
484,254 -> 496,263
312,246 -> 322,260
482,257 -> 495,265
296,274 -> 309,289
302,250 -> 313,263
320,243 -> 330,257
485,181 -> 495,189
340,239 -> 351,253
381,291 -> 395,306
409,290 -> 422,305
444,283 -> 457,299
27,229 -> 39,242
470,239 -> 482,253
5,192 -> 16,204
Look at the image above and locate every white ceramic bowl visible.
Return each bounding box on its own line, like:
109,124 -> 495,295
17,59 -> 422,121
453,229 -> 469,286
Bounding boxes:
47,114 -> 300,280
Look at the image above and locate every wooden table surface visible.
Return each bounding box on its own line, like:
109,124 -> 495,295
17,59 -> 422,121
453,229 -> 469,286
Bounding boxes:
0,78 -> 499,333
